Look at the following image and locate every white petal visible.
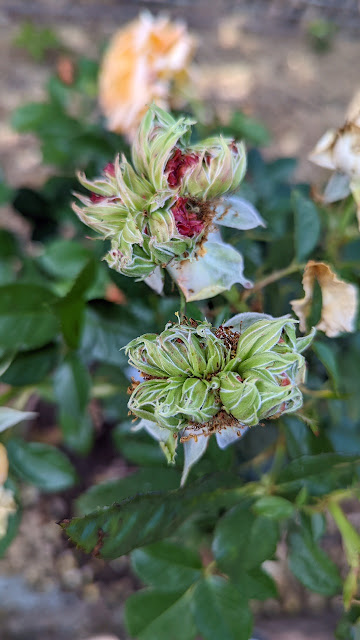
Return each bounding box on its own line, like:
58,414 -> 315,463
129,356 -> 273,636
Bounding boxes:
332,131 -> 360,177
214,195 -> 265,230
144,266 -> 164,295
0,408 -> 36,434
323,172 -> 351,203
125,365 -> 143,382
215,426 -> 249,449
131,418 -> 170,442
168,240 -> 252,302
309,129 -> 337,170
181,434 -> 208,486
224,312 -> 274,333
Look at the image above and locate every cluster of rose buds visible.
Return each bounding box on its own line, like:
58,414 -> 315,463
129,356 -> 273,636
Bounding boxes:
126,313 -> 315,483
73,105 -> 264,301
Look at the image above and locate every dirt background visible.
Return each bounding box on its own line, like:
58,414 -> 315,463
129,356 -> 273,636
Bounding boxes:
1,1 -> 360,639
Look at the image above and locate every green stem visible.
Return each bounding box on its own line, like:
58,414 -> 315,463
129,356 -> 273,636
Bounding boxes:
338,198 -> 356,234
223,286 -> 248,313
241,262 -> 305,302
179,287 -> 186,319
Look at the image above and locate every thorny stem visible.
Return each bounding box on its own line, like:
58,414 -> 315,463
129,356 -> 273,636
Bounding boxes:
241,262 -> 306,302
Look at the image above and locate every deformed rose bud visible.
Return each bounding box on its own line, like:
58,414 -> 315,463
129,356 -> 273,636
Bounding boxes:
126,313 -> 315,484
73,105 -> 265,301
183,137 -> 246,201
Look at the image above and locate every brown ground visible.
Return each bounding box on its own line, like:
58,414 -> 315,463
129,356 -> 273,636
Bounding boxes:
1,2 -> 360,639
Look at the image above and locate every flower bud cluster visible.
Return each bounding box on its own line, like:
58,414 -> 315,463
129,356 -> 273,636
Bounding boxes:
73,105 -> 247,282
126,314 -> 315,475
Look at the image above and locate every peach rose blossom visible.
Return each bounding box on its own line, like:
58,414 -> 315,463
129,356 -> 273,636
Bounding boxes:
99,12 -> 196,140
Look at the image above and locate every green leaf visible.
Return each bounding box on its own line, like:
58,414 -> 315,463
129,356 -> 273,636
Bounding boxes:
234,567 -> 278,601
252,495 -> 295,520
288,525 -> 342,595
12,102 -> 56,132
191,576 -> 253,640
39,240 -> 93,281
1,343 -> 59,386
52,260 -> 97,349
0,407 -> 36,433
61,473 -> 242,559
7,438 -> 77,491
125,588 -> 197,640
112,420 -> 172,467
212,501 -> 279,575
335,605 -> 360,640
12,188 -> 57,241
277,453 -> 360,496
299,512 -> 326,542
54,354 -> 93,454
0,284 -> 59,350
76,468 -> 181,515
313,341 -> 340,392
226,110 -> 271,146
284,416 -> 333,459
80,300 -> 148,367
0,178 -> 14,206
293,190 -> 321,261
14,22 -> 59,61
0,351 -> 15,377
131,542 -> 202,592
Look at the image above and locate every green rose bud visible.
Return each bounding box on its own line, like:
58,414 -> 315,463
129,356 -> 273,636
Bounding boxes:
183,137 -> 247,200
132,106 -> 195,189
126,314 -> 315,483
219,372 -> 261,424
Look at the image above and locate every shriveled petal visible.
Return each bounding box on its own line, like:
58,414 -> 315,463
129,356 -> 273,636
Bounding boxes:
290,261 -> 358,338
224,312 -> 274,333
144,266 -> 165,294
0,443 -> 9,485
214,195 -> 265,230
309,129 -> 337,170
331,127 -> 360,177
168,239 -> 252,302
180,434 -> 208,486
323,172 -> 351,203
215,425 -> 249,449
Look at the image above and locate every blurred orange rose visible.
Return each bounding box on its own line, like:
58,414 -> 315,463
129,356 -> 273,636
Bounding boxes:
99,12 -> 196,140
